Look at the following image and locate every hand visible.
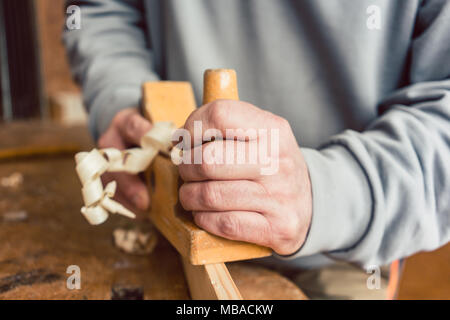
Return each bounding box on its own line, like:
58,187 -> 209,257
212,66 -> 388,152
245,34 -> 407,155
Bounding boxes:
178,100 -> 312,255
98,108 -> 152,214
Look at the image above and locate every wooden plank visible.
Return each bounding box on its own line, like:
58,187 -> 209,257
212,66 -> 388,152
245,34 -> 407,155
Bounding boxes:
142,78 -> 272,265
182,258 -> 242,300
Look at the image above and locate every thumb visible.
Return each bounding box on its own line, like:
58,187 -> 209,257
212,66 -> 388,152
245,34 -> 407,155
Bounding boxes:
120,111 -> 153,146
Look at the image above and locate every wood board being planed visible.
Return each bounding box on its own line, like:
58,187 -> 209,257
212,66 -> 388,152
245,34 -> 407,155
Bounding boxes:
182,257 -> 242,300
142,80 -> 272,265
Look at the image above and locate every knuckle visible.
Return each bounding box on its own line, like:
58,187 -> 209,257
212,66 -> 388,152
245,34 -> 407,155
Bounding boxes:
218,214 -> 239,238
201,182 -> 221,209
269,114 -> 290,134
272,217 -> 301,253
282,222 -> 299,241
275,115 -> 290,129
208,100 -> 229,125
126,113 -> 142,134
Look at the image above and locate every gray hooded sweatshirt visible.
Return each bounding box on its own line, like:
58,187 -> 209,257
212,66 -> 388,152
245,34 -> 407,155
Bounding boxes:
64,0 -> 450,268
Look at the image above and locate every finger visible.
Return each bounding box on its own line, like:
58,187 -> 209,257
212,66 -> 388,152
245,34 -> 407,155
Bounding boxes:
102,171 -> 150,211
183,100 -> 283,148
178,140 -> 262,181
101,172 -> 139,211
98,125 -> 127,149
111,188 -> 147,220
193,211 -> 272,248
179,180 -> 274,213
118,110 -> 153,146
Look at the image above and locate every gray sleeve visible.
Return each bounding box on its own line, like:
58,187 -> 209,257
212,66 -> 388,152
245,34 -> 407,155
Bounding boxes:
63,0 -> 159,141
283,0 -> 450,267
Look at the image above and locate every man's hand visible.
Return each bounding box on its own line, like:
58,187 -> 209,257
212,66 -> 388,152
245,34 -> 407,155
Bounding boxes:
178,100 -> 312,255
98,108 -> 152,214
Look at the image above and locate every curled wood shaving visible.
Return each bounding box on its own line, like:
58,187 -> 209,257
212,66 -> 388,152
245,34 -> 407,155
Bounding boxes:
141,122 -> 174,156
75,122 -> 175,225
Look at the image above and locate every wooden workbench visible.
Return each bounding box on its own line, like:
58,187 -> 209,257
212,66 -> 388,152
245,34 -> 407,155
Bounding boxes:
0,121 -> 305,300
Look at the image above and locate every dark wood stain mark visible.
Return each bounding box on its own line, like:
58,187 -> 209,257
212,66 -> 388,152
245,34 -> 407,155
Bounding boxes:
111,284 -> 144,300
0,269 -> 62,294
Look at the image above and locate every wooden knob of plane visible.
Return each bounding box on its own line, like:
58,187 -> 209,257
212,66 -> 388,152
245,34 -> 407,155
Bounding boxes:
202,69 -> 239,104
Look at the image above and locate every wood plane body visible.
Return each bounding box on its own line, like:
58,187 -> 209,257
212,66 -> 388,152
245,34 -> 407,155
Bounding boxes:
143,80 -> 271,266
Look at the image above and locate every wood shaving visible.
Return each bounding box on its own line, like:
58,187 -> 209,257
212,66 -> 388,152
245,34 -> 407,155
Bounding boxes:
3,210 -> 28,222
74,122 -> 175,225
1,172 -> 23,188
113,227 -> 158,255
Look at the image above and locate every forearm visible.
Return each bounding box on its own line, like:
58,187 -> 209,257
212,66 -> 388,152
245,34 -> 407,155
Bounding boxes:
63,0 -> 159,140
281,0 -> 450,267
282,79 -> 450,267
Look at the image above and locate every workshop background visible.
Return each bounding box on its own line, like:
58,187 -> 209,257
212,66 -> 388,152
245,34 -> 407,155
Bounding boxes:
0,0 -> 448,300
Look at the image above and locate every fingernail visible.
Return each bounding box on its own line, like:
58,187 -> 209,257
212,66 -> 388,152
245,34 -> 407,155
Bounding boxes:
132,192 -> 149,211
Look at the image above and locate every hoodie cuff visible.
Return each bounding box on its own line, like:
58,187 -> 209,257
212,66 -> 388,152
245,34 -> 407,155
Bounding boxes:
275,145 -> 372,260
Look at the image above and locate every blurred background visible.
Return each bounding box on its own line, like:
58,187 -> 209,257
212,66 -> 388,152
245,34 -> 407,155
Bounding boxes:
0,0 -> 448,299
0,0 -> 85,124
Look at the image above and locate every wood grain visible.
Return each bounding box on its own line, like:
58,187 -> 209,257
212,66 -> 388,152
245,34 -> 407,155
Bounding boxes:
182,258 -> 242,300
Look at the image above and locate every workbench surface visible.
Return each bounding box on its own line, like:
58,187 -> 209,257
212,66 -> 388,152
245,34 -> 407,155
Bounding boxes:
0,121 -> 306,300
